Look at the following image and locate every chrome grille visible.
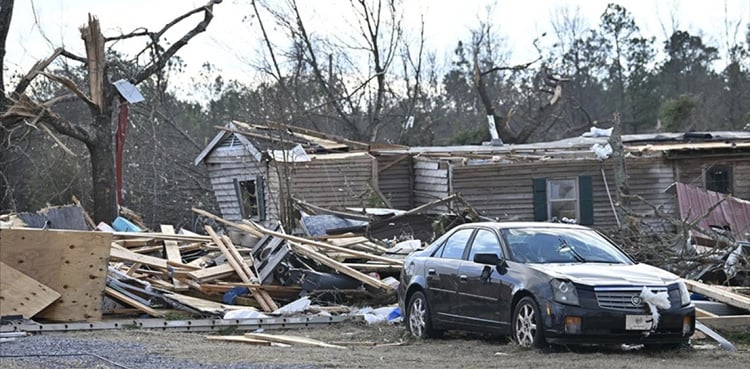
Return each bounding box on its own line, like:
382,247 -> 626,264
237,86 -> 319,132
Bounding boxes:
594,286 -> 668,312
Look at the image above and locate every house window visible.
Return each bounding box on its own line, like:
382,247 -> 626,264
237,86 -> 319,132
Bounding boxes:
705,165 -> 732,194
533,176 -> 593,225
234,176 -> 266,220
548,179 -> 579,221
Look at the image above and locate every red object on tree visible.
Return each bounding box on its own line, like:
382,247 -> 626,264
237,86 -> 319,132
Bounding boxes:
115,99 -> 128,205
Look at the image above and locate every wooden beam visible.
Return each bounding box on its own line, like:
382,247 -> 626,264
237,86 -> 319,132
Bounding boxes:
105,287 -> 164,318
192,208 -> 263,237
187,263 -> 235,283
244,332 -> 346,349
684,279 -> 750,311
698,315 -> 750,333
204,336 -> 272,345
243,220 -> 402,265
204,226 -> 275,312
161,225 -> 189,291
289,242 -> 392,291
222,235 -> 278,311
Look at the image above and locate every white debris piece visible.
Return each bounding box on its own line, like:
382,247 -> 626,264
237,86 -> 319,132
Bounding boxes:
223,309 -> 269,320
639,286 -> 671,332
272,296 -> 312,316
591,143 -> 613,160
582,126 -> 613,137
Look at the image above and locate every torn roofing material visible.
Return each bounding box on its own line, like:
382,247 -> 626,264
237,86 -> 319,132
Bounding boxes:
673,182 -> 750,242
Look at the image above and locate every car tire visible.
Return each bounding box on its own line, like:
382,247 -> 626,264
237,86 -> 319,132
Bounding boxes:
406,291 -> 440,339
512,296 -> 546,348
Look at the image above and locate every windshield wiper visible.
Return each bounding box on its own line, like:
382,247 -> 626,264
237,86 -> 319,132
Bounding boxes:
558,238 -> 586,263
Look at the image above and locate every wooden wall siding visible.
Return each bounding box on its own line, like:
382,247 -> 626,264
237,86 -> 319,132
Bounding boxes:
449,156 -> 677,230
736,160 -> 750,200
272,153 -> 376,210
377,155 -> 413,210
205,145 -> 266,223
673,157 -> 750,200
413,157 -> 451,210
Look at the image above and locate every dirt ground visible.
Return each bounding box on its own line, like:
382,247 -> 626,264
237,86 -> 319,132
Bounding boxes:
5,320 -> 747,369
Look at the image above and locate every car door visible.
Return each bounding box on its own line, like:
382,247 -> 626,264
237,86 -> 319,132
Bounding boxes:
424,228 -> 474,323
455,228 -> 513,328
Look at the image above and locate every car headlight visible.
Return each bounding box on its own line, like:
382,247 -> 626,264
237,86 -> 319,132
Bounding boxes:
678,280 -> 691,306
550,279 -> 579,306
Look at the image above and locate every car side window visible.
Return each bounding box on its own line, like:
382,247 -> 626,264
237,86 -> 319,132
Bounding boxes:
468,229 -> 502,262
438,229 -> 473,260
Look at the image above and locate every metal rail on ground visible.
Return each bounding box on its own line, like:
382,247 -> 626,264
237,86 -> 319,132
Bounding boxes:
1,315 -> 353,334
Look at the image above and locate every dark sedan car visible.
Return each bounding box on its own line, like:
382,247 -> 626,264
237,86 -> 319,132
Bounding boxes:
397,222 -> 695,349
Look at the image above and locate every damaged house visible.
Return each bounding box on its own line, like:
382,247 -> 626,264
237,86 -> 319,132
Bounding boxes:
197,123 -> 750,239
194,121 -> 376,225
372,131 -> 750,233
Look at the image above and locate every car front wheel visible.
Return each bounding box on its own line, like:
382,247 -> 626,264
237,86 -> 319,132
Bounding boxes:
512,296 -> 546,348
406,291 -> 439,338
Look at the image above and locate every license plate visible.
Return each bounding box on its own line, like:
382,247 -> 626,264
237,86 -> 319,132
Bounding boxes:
625,315 -> 652,330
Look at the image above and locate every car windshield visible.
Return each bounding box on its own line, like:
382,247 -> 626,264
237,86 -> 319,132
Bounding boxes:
502,227 -> 633,264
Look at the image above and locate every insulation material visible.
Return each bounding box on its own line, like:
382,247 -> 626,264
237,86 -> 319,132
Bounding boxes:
640,287 -> 671,332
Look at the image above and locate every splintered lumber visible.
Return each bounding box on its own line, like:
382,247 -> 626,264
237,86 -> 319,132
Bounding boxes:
113,231 -> 211,243
697,315 -> 750,333
289,242 -> 393,291
205,335 -> 272,345
0,261 -> 61,318
110,244 -> 198,273
244,332 -> 347,349
684,279 -> 750,311
187,262 -> 236,283
105,287 -> 164,318
0,228 -> 111,321
192,208 -> 263,238
162,292 -> 255,315
161,224 -> 189,291
204,226 -> 277,312
244,220 -> 403,266
222,235 -> 278,311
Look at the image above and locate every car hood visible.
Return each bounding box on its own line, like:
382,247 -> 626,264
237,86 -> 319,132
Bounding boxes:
527,263 -> 680,286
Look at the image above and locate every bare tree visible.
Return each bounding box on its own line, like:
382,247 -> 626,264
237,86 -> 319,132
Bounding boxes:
0,0 -> 221,222
255,0 -> 403,141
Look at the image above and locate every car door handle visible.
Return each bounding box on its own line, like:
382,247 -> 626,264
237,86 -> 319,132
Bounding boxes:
459,274 -> 468,282
427,268 -> 436,276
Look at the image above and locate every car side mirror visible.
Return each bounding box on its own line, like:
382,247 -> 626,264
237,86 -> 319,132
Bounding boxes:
474,253 -> 508,274
474,253 -> 500,266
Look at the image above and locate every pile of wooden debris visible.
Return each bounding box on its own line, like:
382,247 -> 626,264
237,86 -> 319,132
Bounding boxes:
1,196 -> 475,324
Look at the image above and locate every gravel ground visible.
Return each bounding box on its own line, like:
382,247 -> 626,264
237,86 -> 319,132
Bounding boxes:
2,321 -> 749,369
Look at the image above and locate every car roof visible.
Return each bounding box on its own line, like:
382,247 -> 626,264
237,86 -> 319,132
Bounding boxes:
454,221 -> 592,231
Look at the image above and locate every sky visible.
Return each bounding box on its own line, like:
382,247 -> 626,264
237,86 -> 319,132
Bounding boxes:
4,0 -> 750,97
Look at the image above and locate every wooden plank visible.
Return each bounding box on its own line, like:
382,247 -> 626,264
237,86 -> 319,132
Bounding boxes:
105,287 -> 164,318
695,308 -> 718,318
187,262 -> 235,282
289,242 -> 392,290
222,235 -> 278,311
161,225 -> 189,292
109,246 -> 168,270
684,279 -> 750,311
244,332 -> 346,349
244,220 -> 403,266
0,228 -> 110,321
205,226 -> 274,312
205,335 -> 272,345
698,315 -> 750,333
0,261 -> 61,318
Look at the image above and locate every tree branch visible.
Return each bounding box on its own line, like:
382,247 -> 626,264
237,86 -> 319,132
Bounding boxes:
132,0 -> 220,84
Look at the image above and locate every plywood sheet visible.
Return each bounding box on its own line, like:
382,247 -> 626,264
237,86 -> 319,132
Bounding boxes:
0,261 -> 61,318
0,228 -> 111,321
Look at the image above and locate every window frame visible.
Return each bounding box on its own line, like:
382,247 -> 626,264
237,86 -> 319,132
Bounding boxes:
704,164 -> 733,194
546,178 -> 580,221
